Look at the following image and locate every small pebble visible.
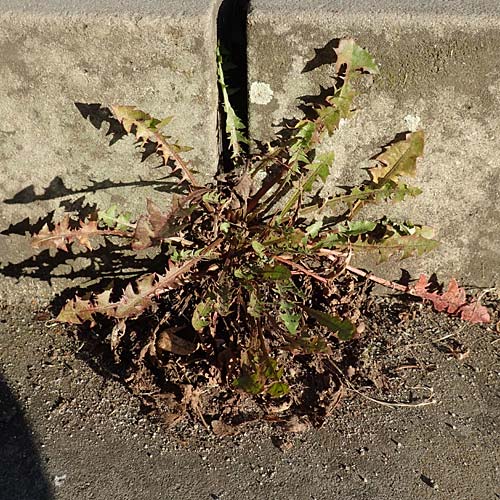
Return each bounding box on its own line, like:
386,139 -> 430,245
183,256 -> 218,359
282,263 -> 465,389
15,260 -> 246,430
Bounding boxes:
54,474 -> 67,487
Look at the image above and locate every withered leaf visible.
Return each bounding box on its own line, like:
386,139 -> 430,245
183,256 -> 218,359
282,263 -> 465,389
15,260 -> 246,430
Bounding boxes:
211,419 -> 238,437
111,105 -> 197,185
157,328 -> 197,355
32,217 -> 101,251
234,172 -> 253,202
283,415 -> 311,434
56,254 -> 204,324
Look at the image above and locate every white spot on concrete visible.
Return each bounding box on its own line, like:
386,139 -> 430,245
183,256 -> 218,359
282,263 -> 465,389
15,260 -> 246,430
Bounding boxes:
404,114 -> 421,132
488,82 -> 500,102
54,474 -> 67,487
250,82 -> 274,105
291,55 -> 305,73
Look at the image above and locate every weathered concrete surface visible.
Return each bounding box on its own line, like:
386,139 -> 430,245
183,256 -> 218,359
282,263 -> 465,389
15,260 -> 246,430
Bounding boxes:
0,0 -> 221,294
248,0 -> 500,285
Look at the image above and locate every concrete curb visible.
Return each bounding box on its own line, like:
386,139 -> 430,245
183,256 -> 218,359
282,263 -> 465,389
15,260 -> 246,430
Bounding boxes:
248,0 -> 500,284
0,0 -> 222,297
1,0 -> 500,296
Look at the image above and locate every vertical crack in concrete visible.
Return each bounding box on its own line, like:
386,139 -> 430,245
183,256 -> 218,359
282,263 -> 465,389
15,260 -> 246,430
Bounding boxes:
217,0 -> 249,172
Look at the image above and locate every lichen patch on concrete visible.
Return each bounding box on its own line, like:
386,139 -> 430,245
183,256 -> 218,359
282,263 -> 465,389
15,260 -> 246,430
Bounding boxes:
250,81 -> 274,105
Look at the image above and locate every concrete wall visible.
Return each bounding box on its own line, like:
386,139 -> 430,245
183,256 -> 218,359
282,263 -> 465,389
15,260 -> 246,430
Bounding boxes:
248,0 -> 500,285
1,0 -> 499,300
0,0 -> 222,298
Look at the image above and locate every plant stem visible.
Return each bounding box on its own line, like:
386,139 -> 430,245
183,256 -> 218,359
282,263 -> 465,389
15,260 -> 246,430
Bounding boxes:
152,130 -> 199,187
318,249 -> 409,293
247,166 -> 286,214
274,255 -> 328,284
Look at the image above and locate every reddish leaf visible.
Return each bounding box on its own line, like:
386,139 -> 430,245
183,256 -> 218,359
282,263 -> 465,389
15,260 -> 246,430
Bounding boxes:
460,302 -> 491,324
132,215 -> 156,251
55,238 -> 223,325
56,259 -> 197,324
32,216 -> 98,251
111,105 -> 197,186
412,275 -> 490,324
131,198 -> 193,250
32,216 -> 129,252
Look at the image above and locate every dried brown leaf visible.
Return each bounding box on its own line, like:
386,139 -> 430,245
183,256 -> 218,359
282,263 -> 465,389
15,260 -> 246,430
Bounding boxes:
211,419 -> 238,437
32,217 -> 100,251
282,415 -> 311,434
157,327 -> 197,355
234,172 -> 253,203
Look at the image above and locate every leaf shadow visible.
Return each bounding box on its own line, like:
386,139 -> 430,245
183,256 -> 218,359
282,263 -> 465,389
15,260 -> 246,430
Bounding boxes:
4,175 -> 185,206
2,101 -> 190,207
302,38 -> 340,74
1,235 -> 171,311
265,38 -> 343,139
74,102 -> 126,146
1,102 -> 193,312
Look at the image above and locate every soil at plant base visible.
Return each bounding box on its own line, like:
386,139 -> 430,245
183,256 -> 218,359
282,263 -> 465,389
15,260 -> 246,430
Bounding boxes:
0,296 -> 498,500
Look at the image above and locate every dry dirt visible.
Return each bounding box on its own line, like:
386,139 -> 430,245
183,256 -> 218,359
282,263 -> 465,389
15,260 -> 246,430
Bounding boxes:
1,297 -> 499,500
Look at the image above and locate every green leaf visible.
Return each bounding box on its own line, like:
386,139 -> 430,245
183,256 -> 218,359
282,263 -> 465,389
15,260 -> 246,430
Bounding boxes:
369,131 -> 425,185
280,300 -> 301,334
289,120 -> 316,167
261,264 -> 292,281
280,311 -> 301,335
392,183 -> 422,202
301,181 -> 422,217
334,38 -> 379,75
306,219 -> 323,239
191,299 -> 213,331
316,84 -> 356,134
303,153 -> 334,192
233,374 -> 264,395
156,116 -> 173,129
217,45 -> 248,158
312,232 -> 346,250
171,248 -> 196,263
251,240 -> 266,258
248,290 -> 264,318
312,220 -> 376,250
267,382 -> 290,398
263,358 -> 282,380
339,220 -> 377,236
234,267 -> 254,280
352,232 -> 439,262
303,307 -> 355,341
98,205 -> 133,230
202,191 -> 222,205
279,153 -> 334,219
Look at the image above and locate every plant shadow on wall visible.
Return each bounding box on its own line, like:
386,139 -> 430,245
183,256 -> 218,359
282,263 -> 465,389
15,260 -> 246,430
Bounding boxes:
0,103 -> 189,305
6,40 -> 492,433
